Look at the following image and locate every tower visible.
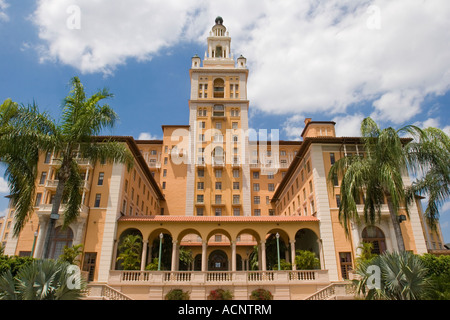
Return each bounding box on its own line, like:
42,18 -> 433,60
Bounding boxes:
186,17 -> 251,217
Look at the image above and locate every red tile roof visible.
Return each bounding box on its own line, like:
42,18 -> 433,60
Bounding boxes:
118,215 -> 319,222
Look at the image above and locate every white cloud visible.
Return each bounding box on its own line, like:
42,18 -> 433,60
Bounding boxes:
0,177 -> 8,193
0,0 -> 9,21
333,113 -> 365,137
281,115 -> 305,141
137,132 -> 160,141
31,0 -> 450,123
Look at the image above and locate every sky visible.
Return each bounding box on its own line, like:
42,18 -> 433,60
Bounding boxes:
0,0 -> 449,243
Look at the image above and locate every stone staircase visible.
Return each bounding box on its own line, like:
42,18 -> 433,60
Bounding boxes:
303,281 -> 356,300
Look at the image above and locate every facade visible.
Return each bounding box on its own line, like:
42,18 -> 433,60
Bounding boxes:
2,18 -> 447,300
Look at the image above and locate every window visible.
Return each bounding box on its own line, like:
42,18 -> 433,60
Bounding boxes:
232,135 -> 239,143
333,174 -> 339,186
306,161 -> 311,173
215,122 -> 222,129
233,208 -> 240,216
269,209 -> 275,216
98,172 -> 104,185
233,169 -> 240,178
197,195 -> 204,203
336,195 -> 341,207
268,173 -> 274,179
122,200 -> 127,215
196,207 -> 204,216
163,169 -> 167,177
213,104 -> 225,116
268,183 -> 275,191
309,181 -> 313,194
310,200 -> 315,215
215,195 -> 222,204
253,171 -> 260,179
35,193 -> 42,207
233,195 -> 240,204
215,182 -> 222,190
198,169 -> 204,177
197,182 -> 204,190
213,79 -> 225,99
253,183 -> 260,191
215,208 -> 222,216
215,170 -> 222,178
164,157 -> 168,165
39,172 -> 47,185
44,152 -> 52,164
131,188 -> 134,201
232,122 -> 238,129
330,153 -> 336,165
254,196 -> 260,204
233,182 -> 240,190
94,194 -> 101,207
254,209 -> 261,216
199,121 -> 206,129
162,182 -> 166,189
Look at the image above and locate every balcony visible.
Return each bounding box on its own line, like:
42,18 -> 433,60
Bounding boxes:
37,203 -> 89,219
148,162 -> 161,169
50,157 -> 93,169
212,157 -> 225,167
108,270 -> 329,286
44,179 -> 90,191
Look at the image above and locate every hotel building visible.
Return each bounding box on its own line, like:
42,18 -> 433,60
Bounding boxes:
1,17 -> 446,300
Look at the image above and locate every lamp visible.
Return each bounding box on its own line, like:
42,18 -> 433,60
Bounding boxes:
158,233 -> 163,271
276,233 -> 281,271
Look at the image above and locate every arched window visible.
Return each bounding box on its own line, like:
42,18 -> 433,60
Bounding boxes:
49,226 -> 73,260
213,79 -> 225,98
362,226 -> 386,254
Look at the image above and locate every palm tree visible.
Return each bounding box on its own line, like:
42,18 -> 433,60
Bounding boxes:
59,243 -> 84,266
405,127 -> 450,230
328,117 -> 449,251
0,77 -> 134,258
116,234 -> 143,270
0,259 -> 86,300
354,251 -> 431,300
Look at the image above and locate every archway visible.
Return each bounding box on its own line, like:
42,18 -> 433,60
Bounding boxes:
362,226 -> 386,254
115,228 -> 143,270
48,226 -> 73,260
213,79 -> 225,98
209,250 -> 228,271
295,228 -> 320,261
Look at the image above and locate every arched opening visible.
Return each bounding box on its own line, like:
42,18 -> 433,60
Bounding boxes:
179,230 -> 202,271
213,146 -> 224,166
48,226 -> 73,260
149,233 -> 173,271
265,231 -> 289,270
215,46 -> 223,58
236,229 -> 260,270
194,254 -> 202,271
294,228 -> 320,269
115,228 -> 143,270
209,250 -> 228,271
213,79 -> 225,98
362,226 -> 386,255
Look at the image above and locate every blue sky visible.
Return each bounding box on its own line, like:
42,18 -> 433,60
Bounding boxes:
0,0 -> 449,243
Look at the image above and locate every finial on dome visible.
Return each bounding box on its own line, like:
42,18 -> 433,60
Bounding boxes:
215,16 -> 223,25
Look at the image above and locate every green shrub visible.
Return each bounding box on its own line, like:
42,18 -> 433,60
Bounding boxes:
249,288 -> 273,300
165,289 -> 190,300
272,259 -> 292,270
420,254 -> 450,300
0,255 -> 35,277
145,258 -> 159,271
294,250 -> 320,270
207,288 -> 233,300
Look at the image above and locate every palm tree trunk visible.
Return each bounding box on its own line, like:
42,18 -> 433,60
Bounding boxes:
42,179 -> 66,259
386,196 -> 406,252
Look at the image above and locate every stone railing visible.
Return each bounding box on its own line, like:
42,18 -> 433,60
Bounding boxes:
304,281 -> 355,300
84,284 -> 133,300
109,270 -> 329,286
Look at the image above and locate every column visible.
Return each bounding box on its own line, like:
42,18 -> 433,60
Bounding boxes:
317,239 -> 324,270
171,240 -> 178,271
201,240 -> 207,272
140,240 -> 148,271
290,240 -> 296,271
231,241 -> 237,272
260,240 -> 266,271
111,240 -> 118,270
